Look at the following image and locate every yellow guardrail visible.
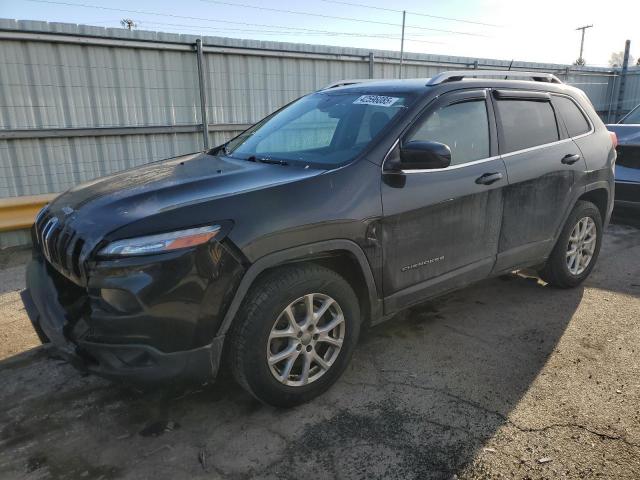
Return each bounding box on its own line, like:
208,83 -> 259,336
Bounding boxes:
0,194 -> 58,232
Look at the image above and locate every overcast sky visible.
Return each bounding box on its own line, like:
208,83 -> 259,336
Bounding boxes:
1,0 -> 638,67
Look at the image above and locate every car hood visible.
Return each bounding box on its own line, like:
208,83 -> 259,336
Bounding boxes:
45,152 -> 325,246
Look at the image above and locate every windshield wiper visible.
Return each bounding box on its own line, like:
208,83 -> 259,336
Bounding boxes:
209,143 -> 228,156
246,155 -> 289,166
258,158 -> 288,166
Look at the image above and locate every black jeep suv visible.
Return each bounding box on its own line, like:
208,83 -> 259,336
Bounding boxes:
23,71 -> 615,407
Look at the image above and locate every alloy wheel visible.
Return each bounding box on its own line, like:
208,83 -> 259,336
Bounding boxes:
267,293 -> 345,387
566,216 -> 597,276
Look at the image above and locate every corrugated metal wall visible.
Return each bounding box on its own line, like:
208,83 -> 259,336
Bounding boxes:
1,19 -> 638,248
614,71 -> 640,121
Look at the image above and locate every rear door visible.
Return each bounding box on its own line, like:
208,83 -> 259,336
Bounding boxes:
491,89 -> 586,272
380,89 -> 507,312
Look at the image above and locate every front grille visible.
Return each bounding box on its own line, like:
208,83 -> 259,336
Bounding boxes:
35,209 -> 86,284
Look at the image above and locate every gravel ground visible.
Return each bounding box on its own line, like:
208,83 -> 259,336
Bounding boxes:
0,219 -> 638,479
0,248 -> 38,360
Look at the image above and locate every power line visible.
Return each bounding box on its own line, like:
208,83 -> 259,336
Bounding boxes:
318,0 -> 501,27
20,1 -> 431,39
134,20 -> 445,45
23,1 -> 445,45
197,0 -> 490,37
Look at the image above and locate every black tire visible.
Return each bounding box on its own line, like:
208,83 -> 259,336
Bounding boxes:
226,263 -> 360,407
539,200 -> 603,288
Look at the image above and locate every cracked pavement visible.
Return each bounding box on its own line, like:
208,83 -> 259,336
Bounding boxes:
0,220 -> 639,479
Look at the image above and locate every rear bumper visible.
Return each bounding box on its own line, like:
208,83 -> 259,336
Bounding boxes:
22,257 -> 224,385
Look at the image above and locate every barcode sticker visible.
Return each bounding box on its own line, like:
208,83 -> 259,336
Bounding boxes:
353,95 -> 399,107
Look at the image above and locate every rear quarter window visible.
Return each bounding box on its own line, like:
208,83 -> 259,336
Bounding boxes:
496,99 -> 559,153
553,95 -> 591,137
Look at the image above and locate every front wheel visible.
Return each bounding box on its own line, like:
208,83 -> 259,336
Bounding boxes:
226,264 -> 360,407
539,200 -> 603,288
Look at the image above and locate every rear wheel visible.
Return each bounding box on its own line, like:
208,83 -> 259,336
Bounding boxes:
539,200 -> 603,288
226,264 -> 360,407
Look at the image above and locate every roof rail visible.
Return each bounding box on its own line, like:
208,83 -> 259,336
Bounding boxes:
426,70 -> 563,86
321,79 -> 375,90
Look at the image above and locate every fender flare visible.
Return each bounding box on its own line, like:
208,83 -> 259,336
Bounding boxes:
584,180 -> 614,211
216,239 -> 382,336
552,181 -> 612,243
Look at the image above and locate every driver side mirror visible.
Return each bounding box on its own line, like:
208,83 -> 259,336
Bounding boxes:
399,141 -> 452,170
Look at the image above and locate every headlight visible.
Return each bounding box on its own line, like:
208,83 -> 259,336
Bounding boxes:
98,225 -> 221,257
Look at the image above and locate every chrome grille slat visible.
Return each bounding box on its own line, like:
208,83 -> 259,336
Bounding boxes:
35,209 -> 85,285
35,211 -> 51,247
57,230 -> 73,271
42,217 -> 58,259
71,239 -> 85,278
49,226 -> 64,268
65,236 -> 78,275
34,206 -> 48,226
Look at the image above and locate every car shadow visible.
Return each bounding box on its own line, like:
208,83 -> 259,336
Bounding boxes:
612,206 -> 640,230
1,224 -> 638,479
0,276 -> 584,480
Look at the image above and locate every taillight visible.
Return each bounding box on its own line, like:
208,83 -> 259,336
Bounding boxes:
609,131 -> 618,149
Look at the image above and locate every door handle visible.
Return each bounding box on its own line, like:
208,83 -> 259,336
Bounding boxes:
475,172 -> 503,185
561,153 -> 581,165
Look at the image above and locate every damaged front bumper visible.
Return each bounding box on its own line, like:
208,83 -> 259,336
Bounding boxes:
21,246 -> 240,385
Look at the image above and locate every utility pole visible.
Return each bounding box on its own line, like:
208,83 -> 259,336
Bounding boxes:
399,10 -> 406,79
195,38 -> 210,150
575,24 -> 593,64
615,40 -> 631,121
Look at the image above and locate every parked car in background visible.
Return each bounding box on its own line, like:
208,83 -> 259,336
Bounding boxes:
22,71 -> 615,407
607,103 -> 640,210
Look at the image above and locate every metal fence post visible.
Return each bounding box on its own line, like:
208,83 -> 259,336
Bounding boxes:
195,38 -> 210,150
615,40 -> 631,122
605,73 -> 618,123
368,52 -> 374,79
398,10 -> 406,79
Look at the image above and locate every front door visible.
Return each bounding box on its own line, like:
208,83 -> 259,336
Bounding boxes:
380,89 -> 507,313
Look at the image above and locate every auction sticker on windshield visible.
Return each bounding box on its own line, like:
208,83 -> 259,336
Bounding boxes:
353,95 -> 400,107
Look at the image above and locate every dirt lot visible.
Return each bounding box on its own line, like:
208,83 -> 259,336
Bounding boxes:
0,219 -> 639,479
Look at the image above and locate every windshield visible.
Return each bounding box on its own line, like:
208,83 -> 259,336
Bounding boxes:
621,104 -> 640,124
223,91 -> 414,167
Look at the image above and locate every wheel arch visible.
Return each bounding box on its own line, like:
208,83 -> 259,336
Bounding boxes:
552,183 -> 611,244
578,186 -> 610,225
216,240 -> 382,336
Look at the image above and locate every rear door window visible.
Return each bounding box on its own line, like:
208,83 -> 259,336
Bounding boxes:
495,99 -> 559,153
407,100 -> 490,165
553,95 -> 591,137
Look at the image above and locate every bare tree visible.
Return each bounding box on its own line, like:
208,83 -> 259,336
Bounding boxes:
609,51 -> 636,67
120,19 -> 137,30
573,58 -> 586,66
